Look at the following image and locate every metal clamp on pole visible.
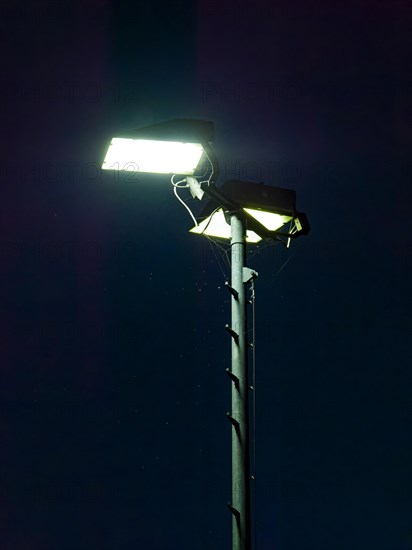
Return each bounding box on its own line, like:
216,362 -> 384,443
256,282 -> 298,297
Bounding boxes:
243,267 -> 258,284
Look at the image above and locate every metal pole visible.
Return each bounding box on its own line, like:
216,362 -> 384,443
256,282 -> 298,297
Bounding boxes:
229,211 -> 251,550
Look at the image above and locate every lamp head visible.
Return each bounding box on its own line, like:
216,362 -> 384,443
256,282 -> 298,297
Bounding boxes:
101,119 -> 216,178
190,180 -> 310,243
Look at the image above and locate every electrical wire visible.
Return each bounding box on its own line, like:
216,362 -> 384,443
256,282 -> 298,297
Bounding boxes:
171,177 -> 199,228
198,205 -> 221,235
170,175 -> 232,277
201,147 -> 215,186
171,175 -> 188,188
173,185 -> 198,227
206,238 -> 228,279
196,205 -> 232,277
213,240 -> 231,271
208,234 -> 232,274
272,243 -> 301,281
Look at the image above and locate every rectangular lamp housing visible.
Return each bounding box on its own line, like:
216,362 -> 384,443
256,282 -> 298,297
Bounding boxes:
102,138 -> 205,175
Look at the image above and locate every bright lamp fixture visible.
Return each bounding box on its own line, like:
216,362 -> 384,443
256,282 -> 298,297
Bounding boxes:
102,138 -> 205,175
243,208 -> 292,231
190,207 -> 293,243
190,209 -> 262,243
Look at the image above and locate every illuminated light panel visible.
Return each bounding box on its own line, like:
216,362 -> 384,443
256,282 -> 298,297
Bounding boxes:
190,209 -> 262,243
243,208 -> 292,231
102,138 -> 204,175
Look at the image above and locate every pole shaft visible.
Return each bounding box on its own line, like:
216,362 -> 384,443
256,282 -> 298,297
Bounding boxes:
230,212 -> 251,550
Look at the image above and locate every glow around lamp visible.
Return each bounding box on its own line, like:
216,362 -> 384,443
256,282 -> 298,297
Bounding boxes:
101,118 -> 217,178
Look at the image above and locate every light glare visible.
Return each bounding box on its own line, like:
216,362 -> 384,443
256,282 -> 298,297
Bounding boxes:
243,208 -> 292,230
102,138 -> 204,175
190,209 -> 262,243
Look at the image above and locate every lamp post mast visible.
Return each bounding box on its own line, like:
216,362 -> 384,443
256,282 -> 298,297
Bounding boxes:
228,212 -> 251,550
100,118 -> 309,550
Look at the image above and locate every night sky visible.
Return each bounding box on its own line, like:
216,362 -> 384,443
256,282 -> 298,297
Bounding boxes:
1,1 -> 411,549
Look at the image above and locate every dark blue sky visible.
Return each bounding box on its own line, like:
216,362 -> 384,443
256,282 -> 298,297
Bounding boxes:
0,1 -> 411,549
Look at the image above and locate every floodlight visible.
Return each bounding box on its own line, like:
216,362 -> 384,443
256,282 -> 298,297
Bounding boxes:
190,208 -> 262,243
243,208 -> 292,231
190,180 -> 310,242
102,138 -> 204,175
101,119 -> 217,177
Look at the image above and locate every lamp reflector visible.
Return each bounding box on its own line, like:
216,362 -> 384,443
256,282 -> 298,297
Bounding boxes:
190,209 -> 262,243
102,138 -> 204,175
243,208 -> 292,231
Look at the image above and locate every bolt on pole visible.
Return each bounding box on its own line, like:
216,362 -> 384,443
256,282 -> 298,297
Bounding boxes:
230,211 -> 251,550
